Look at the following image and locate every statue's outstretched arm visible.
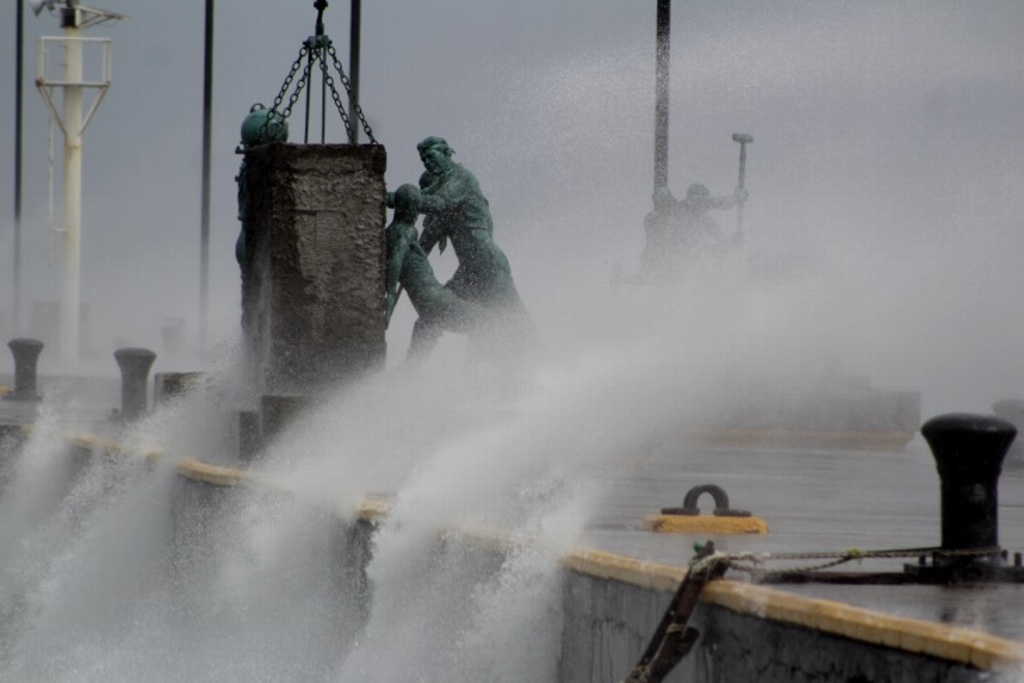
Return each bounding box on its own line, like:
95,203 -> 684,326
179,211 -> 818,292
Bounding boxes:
709,187 -> 749,211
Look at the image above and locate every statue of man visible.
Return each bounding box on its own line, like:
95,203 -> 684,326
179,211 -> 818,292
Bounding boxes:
388,136 -> 534,361
672,183 -> 746,258
639,182 -> 747,281
639,186 -> 678,279
385,184 -> 489,336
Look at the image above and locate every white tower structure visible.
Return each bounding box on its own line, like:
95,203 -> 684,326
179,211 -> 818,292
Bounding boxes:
33,0 -> 125,364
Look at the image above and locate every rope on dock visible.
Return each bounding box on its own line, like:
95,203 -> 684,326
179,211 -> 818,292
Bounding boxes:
621,543 -> 1003,683
697,545 -> 1003,579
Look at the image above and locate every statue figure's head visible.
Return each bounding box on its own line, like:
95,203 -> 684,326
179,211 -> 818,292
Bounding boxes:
417,136 -> 455,175
685,183 -> 711,210
393,183 -> 421,219
686,183 -> 710,200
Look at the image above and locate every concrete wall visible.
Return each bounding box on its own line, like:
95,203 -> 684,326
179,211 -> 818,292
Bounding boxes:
559,567 -> 1012,683
104,453 -> 1024,683
240,143 -> 387,395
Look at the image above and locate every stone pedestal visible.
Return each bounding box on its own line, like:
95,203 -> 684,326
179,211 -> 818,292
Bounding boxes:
240,143 -> 387,395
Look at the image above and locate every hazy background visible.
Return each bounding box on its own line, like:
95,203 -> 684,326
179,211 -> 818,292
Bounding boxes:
2,0 -> 1024,416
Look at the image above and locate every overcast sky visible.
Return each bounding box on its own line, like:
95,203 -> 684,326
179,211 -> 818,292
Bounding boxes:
3,1 -> 1024,413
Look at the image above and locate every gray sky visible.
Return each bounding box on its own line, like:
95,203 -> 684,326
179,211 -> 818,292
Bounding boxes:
3,0 -> 1024,414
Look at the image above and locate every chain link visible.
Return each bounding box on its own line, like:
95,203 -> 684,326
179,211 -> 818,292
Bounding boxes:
326,42 -> 377,143
260,47 -> 311,142
316,49 -> 355,142
261,39 -> 378,146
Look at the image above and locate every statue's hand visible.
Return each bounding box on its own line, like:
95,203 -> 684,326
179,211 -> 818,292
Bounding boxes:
385,191 -> 396,209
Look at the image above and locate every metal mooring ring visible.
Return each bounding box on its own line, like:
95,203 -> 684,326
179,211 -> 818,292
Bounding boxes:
661,484 -> 752,518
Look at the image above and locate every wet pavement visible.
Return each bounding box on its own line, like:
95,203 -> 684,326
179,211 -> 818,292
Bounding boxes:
585,437 -> 1024,641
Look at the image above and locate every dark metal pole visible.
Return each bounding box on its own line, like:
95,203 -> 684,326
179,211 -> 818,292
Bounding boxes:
307,1 -> 328,144
319,1 -> 327,143
347,0 -> 361,144
200,0 -> 214,358
654,0 -> 671,192
321,56 -> 327,144
14,0 -> 25,331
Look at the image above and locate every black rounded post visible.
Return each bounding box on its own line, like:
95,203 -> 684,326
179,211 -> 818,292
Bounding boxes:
347,0 -> 361,144
6,338 -> 44,401
921,413 -> 1016,554
113,347 -> 157,420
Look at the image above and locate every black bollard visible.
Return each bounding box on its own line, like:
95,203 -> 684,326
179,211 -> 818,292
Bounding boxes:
921,413 -> 1016,572
113,348 -> 157,420
5,338 -> 44,401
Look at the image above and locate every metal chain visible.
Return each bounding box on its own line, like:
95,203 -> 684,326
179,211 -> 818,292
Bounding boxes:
326,42 -> 377,143
274,47 -> 313,125
316,49 -> 355,143
261,41 -> 377,145
258,46 -> 312,143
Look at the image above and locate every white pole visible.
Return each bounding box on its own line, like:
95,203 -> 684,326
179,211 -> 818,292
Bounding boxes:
61,13 -> 82,365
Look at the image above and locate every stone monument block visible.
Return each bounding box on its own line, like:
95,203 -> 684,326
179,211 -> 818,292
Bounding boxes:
241,143 -> 387,394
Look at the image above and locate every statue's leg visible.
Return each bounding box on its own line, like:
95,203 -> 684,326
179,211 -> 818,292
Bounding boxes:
408,316 -> 444,361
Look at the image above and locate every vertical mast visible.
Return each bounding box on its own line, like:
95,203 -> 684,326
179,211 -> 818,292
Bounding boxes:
60,1 -> 83,364
654,0 -> 671,193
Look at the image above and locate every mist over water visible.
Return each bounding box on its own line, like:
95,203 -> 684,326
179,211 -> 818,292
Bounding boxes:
2,2 -> 1024,680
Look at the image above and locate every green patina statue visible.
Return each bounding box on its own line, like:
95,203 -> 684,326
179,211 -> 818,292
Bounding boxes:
385,184 -> 489,335
235,104 -> 288,267
387,136 -> 535,362
640,182 -> 747,281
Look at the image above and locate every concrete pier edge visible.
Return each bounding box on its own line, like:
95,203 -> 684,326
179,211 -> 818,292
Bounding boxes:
61,435 -> 1024,674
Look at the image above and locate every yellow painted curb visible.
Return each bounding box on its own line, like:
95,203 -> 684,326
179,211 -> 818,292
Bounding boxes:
66,432 -> 164,463
701,580 -> 1024,672
176,456 -> 252,487
358,498 -> 390,523
645,514 -> 769,534
42,436 -> 1024,672
563,547 -> 684,593
561,549 -> 1024,671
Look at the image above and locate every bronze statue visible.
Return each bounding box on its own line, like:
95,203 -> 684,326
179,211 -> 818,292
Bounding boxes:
640,182 -> 747,281
387,137 -> 535,362
235,104 -> 288,267
385,184 -> 489,336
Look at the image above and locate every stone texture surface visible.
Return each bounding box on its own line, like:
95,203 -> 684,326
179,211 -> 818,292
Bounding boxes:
241,143 -> 387,395
559,570 -> 1011,683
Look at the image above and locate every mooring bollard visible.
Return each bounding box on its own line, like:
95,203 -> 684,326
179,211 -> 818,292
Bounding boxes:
113,347 -> 157,420
5,338 -> 44,401
921,413 -> 1017,564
